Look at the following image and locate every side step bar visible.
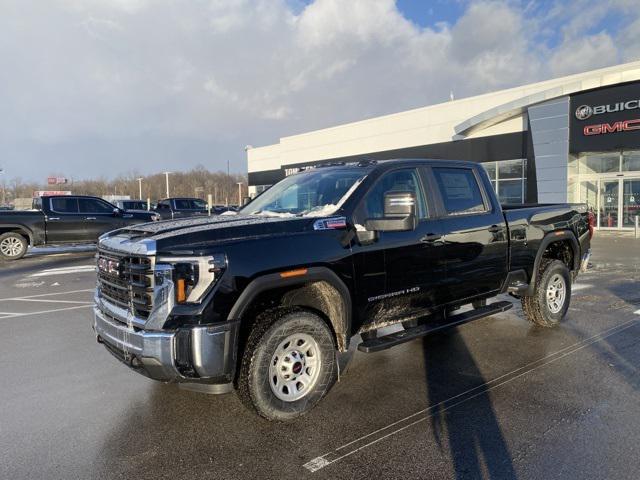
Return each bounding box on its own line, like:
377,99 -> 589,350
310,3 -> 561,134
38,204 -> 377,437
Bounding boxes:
358,300 -> 513,353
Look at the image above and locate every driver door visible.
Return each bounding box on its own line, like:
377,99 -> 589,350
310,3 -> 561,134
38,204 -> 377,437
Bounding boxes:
351,167 -> 445,331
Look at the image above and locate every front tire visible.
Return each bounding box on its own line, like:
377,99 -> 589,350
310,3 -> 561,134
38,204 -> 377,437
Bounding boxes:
522,259 -> 571,327
237,308 -> 338,421
0,232 -> 28,260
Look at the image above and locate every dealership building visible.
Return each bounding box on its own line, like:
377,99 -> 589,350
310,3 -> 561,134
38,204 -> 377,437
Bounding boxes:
247,61 -> 640,230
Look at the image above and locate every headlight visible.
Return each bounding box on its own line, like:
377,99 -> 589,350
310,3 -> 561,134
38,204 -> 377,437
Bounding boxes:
156,254 -> 227,304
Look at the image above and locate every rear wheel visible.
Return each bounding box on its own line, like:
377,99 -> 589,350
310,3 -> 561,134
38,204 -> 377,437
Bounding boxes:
0,232 -> 27,260
237,308 -> 338,421
522,259 -> 571,327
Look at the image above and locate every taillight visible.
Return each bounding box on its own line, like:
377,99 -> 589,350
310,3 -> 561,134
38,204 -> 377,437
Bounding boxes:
587,211 -> 595,239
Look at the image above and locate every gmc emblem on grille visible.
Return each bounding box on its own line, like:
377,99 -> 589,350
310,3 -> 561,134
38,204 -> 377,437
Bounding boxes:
98,257 -> 120,275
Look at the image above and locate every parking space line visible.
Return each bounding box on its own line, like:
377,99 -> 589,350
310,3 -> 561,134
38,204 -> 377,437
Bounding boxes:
0,304 -> 93,320
303,317 -> 639,473
12,298 -> 93,305
0,289 -> 93,302
29,265 -> 95,277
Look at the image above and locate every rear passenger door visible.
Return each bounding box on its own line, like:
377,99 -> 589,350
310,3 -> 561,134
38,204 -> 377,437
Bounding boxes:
428,166 -> 508,303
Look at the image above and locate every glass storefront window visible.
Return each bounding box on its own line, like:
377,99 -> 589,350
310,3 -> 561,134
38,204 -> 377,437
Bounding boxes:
498,180 -> 524,204
578,152 -> 619,174
622,151 -> 640,172
622,179 -> 640,227
482,159 -> 526,204
498,159 -> 523,179
484,163 -> 496,180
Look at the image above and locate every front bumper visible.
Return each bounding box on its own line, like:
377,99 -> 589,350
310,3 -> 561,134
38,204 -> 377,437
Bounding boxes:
93,304 -> 239,386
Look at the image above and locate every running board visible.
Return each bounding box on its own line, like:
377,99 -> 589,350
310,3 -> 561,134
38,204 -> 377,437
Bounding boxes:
357,301 -> 513,353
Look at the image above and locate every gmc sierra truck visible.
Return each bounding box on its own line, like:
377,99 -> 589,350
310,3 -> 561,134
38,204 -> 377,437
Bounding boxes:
0,195 -> 159,260
93,159 -> 593,421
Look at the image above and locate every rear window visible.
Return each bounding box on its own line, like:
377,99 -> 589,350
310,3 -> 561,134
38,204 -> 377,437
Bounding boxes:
432,167 -> 487,215
50,198 -> 79,213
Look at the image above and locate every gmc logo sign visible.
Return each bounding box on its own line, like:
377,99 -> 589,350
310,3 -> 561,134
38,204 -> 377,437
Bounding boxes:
98,257 -> 121,275
584,118 -> 640,136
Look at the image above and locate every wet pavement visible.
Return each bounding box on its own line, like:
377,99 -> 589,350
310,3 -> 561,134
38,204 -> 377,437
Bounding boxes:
0,234 -> 638,479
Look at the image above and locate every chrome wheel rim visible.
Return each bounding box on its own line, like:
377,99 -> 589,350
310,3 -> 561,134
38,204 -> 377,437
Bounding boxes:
546,274 -> 566,314
269,333 -> 321,402
0,236 -> 24,257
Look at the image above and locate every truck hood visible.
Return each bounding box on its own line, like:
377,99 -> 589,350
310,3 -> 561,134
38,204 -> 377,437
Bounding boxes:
107,213 -> 322,253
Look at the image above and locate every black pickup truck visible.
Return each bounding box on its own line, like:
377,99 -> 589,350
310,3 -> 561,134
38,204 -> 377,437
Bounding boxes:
0,195 -> 159,260
93,159 -> 593,420
154,197 -> 209,220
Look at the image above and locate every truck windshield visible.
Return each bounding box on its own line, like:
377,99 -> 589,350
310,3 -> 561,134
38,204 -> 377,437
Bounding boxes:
241,168 -> 367,217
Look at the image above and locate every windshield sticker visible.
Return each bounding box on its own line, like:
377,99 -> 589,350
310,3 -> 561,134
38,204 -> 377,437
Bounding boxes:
313,217 -> 347,230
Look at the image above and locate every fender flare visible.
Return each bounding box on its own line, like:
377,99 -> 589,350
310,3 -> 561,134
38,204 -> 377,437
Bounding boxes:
228,266 -> 353,350
0,224 -> 34,246
526,229 -> 579,296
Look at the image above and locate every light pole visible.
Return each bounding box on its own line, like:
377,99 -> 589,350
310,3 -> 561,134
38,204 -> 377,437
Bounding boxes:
237,182 -> 243,207
137,177 -> 143,199
0,168 -> 4,205
0,168 -> 6,205
163,172 -> 171,198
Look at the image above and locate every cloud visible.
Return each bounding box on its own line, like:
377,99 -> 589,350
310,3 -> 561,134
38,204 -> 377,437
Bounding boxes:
1,0 -> 639,181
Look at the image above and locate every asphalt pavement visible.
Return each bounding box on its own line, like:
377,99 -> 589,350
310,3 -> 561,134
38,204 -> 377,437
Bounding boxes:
0,234 -> 639,480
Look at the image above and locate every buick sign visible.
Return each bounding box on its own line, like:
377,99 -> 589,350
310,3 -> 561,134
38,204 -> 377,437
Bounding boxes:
575,100 -> 640,120
575,105 -> 593,120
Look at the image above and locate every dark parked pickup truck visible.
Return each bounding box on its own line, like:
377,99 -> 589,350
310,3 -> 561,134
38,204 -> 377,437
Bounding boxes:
93,159 -> 593,420
154,197 -> 209,220
0,195 -> 159,260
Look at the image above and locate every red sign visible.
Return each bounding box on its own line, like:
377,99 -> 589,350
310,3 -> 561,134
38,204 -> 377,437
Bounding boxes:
584,118 -> 640,136
47,177 -> 68,185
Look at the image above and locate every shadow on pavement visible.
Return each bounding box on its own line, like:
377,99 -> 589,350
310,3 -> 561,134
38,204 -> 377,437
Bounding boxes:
422,330 -> 517,480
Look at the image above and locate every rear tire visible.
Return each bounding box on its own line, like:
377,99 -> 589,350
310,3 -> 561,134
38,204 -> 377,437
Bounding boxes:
237,308 -> 338,421
0,232 -> 28,260
522,259 -> 571,327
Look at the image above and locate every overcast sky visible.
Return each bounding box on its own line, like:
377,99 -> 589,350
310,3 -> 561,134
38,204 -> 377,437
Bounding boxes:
2,0 -> 640,182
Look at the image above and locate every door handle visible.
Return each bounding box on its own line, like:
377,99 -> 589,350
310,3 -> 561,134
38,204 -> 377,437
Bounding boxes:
48,217 -> 60,221
420,233 -> 443,243
488,225 -> 502,233
85,217 -> 96,220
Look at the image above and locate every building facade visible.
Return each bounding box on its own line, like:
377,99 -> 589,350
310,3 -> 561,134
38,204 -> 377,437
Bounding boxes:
247,61 -> 640,230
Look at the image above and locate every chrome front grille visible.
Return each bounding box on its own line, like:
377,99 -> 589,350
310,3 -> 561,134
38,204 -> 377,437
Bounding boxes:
96,249 -> 155,320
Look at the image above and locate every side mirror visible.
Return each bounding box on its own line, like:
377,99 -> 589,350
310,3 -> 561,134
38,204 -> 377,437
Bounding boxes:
364,191 -> 417,233
113,208 -> 122,217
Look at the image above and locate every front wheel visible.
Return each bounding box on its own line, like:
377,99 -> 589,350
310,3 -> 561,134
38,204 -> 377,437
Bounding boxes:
522,259 -> 571,327
237,308 -> 338,421
0,232 -> 28,260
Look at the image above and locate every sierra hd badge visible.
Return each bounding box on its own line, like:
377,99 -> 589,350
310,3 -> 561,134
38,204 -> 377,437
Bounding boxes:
575,105 -> 593,120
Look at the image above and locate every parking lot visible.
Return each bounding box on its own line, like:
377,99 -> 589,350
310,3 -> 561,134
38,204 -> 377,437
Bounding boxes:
1,234 -> 639,480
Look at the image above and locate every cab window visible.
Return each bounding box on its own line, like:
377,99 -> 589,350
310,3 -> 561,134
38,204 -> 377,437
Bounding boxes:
432,167 -> 487,215
357,168 -> 427,221
78,198 -> 113,214
50,197 -> 79,213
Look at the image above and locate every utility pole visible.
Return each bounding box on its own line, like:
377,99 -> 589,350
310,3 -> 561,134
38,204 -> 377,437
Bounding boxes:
137,177 -> 143,199
237,182 -> 243,207
0,168 -> 4,205
163,172 -> 171,198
